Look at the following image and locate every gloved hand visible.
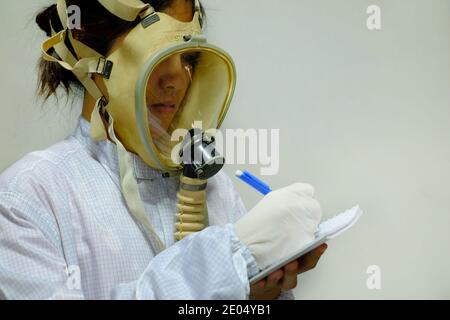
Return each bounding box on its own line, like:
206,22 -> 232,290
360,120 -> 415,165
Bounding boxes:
233,183 -> 322,270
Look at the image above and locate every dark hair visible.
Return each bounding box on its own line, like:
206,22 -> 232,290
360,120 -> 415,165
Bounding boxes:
35,0 -> 205,101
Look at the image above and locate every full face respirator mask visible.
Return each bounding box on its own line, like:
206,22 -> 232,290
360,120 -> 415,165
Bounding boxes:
41,0 -> 236,251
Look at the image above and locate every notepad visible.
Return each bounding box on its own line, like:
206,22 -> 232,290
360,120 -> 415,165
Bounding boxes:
249,205 -> 363,284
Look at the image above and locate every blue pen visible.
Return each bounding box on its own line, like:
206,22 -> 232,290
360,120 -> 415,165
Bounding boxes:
235,170 -> 272,195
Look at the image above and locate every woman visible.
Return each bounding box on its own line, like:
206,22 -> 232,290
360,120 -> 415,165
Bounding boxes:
0,0 -> 327,300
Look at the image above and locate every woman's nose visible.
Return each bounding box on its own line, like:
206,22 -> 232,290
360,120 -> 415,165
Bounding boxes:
157,55 -> 187,92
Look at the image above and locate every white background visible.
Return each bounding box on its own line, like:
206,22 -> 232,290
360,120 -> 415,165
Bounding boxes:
0,0 -> 449,299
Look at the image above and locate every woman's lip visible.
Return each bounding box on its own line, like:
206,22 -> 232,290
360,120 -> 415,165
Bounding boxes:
152,103 -> 175,108
150,103 -> 176,114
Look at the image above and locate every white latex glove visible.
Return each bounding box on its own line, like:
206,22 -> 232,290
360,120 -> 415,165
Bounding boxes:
233,183 -> 322,270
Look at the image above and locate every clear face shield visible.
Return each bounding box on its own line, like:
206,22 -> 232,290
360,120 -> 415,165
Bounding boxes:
145,50 -> 202,157
135,43 -> 236,173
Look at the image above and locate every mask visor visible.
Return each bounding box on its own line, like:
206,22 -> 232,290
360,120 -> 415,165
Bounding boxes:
136,46 -> 235,170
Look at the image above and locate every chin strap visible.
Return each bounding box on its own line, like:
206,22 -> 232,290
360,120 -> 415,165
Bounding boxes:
107,112 -> 166,253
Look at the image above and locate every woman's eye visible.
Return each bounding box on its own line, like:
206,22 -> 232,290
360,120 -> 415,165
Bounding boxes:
181,52 -> 200,68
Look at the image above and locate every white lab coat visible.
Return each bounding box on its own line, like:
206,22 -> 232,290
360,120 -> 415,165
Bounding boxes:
0,117 -> 293,299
